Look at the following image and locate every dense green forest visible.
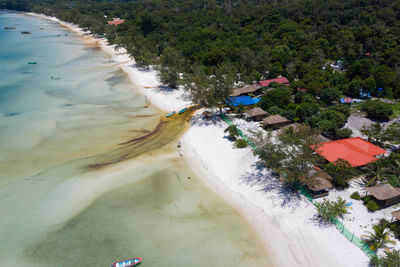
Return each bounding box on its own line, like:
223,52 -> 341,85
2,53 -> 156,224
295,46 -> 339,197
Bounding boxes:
2,0 -> 400,96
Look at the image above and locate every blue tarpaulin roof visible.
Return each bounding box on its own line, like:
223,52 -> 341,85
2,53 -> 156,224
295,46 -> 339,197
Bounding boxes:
226,96 -> 261,106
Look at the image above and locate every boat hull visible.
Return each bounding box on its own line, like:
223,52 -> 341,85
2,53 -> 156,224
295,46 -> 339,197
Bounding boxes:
111,257 -> 142,267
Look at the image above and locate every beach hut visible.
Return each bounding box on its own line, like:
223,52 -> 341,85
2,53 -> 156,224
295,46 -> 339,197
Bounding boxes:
262,115 -> 291,128
256,77 -> 290,87
366,184 -> 400,208
305,171 -> 333,198
231,85 -> 262,97
245,107 -> 268,121
391,210 -> 400,222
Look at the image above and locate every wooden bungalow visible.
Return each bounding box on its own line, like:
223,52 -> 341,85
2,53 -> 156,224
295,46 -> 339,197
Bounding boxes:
230,85 -> 262,97
262,115 -> 291,128
305,171 -> 333,198
245,107 -> 268,121
366,184 -> 400,208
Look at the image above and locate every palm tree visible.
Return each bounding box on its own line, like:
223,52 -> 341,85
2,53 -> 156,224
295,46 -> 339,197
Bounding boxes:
334,197 -> 348,217
224,125 -> 240,140
364,160 -> 390,187
362,223 -> 396,251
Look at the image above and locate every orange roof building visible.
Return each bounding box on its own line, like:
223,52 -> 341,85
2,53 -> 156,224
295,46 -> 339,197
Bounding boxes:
108,18 -> 125,26
313,137 -> 387,167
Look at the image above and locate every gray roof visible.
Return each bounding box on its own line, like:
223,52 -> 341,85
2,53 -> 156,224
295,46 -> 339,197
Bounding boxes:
366,184 -> 400,200
392,210 -> 400,221
246,107 -> 268,117
231,85 -> 262,96
262,115 -> 291,125
306,171 -> 333,191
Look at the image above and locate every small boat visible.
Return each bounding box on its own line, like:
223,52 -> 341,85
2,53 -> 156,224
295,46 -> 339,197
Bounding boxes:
111,257 -> 142,267
21,31 -> 32,34
4,27 -> 16,30
28,62 -> 37,64
178,107 -> 188,114
166,111 -> 176,118
50,76 -> 61,80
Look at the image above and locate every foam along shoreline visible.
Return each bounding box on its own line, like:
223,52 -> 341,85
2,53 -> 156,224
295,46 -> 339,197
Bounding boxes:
27,12 -> 370,267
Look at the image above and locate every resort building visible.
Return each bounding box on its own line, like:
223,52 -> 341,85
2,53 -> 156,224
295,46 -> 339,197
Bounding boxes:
108,18 -> 125,26
231,85 -> 262,97
305,171 -> 333,198
262,114 -> 291,128
245,107 -> 268,121
313,137 -> 387,167
256,77 -> 290,87
391,210 -> 400,222
366,184 -> 400,208
226,96 -> 260,107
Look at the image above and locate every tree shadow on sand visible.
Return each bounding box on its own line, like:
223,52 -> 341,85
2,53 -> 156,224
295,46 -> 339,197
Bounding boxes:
309,213 -> 334,229
239,161 -> 303,212
189,113 -> 222,127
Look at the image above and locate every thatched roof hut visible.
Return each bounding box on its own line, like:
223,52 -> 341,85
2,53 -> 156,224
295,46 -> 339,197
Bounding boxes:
391,210 -> 400,221
366,184 -> 400,207
245,107 -> 268,121
305,171 -> 333,198
231,85 -> 262,97
262,115 -> 291,128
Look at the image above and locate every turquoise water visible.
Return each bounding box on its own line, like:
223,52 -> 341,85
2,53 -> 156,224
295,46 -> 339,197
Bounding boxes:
0,11 -> 271,266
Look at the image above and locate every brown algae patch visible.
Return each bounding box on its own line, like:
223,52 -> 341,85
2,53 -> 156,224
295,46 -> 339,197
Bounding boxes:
85,108 -> 196,170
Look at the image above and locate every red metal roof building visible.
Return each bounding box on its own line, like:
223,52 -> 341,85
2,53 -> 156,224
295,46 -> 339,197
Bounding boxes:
313,137 -> 387,167
108,18 -> 125,26
256,77 -> 290,87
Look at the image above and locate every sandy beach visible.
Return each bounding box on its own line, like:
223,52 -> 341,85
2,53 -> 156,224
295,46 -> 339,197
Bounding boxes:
27,12 -> 371,266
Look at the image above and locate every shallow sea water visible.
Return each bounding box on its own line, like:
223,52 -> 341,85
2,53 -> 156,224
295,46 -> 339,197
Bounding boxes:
0,11 -> 271,266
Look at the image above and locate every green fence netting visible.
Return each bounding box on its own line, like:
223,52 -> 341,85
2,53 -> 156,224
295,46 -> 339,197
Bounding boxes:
219,113 -> 257,151
219,112 -> 376,259
330,217 -> 376,258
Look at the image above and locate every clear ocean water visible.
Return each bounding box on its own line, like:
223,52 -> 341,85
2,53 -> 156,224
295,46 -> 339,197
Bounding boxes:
0,11 -> 271,266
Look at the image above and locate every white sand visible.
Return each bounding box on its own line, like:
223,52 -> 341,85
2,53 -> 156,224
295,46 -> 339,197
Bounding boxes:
181,114 -> 370,267
29,12 -> 372,266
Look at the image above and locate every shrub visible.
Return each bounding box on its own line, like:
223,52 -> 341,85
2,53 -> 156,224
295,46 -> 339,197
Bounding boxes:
259,88 -> 292,110
350,191 -> 361,200
324,159 -> 355,187
335,127 -> 353,139
361,100 -> 393,121
224,125 -> 239,140
320,88 -> 340,104
367,199 -> 379,211
371,249 -> 400,267
235,139 -> 248,148
315,197 -> 348,222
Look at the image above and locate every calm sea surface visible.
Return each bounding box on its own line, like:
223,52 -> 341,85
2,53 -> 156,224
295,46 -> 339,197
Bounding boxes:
0,11 -> 271,266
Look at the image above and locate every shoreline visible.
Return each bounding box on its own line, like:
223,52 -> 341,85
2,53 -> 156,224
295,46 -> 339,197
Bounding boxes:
26,12 -> 191,113
26,12 -> 370,267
